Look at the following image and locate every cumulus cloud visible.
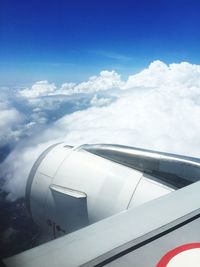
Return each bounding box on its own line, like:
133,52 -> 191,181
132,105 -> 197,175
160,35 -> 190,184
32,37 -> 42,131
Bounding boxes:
19,70 -> 123,99
1,60 -> 200,200
68,70 -> 123,94
57,70 -> 123,95
124,60 -> 200,89
19,80 -> 57,98
16,71 -> 122,128
60,70 -> 123,95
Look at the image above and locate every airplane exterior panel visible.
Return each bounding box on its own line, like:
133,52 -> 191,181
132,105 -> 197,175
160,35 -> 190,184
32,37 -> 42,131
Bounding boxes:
53,148 -> 143,223
25,143 -> 181,241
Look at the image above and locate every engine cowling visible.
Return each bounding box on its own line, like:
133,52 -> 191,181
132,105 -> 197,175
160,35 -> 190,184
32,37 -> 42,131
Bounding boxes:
26,143 -> 173,240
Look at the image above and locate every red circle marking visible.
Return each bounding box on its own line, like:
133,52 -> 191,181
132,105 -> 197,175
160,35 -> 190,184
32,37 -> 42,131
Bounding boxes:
156,243 -> 200,267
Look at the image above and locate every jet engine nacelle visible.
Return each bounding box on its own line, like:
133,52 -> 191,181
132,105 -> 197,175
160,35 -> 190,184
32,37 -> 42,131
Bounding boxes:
26,143 -> 173,240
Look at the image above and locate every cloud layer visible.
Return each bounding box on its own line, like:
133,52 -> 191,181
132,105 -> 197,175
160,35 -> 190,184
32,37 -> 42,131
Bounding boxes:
1,60 -> 200,200
0,88 -> 25,147
125,60 -> 200,89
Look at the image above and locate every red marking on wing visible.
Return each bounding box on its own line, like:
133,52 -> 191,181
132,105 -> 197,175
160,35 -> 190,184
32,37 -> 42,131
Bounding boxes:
156,243 -> 200,267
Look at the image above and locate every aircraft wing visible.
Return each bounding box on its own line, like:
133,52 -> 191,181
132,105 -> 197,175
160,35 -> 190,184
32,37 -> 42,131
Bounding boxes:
3,144 -> 200,266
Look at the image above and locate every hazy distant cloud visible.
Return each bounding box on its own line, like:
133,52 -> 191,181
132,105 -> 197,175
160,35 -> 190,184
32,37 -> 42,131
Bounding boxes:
60,82 -> 76,92
69,70 -> 123,94
19,80 -> 57,98
59,70 -> 123,95
18,73 -> 120,127
0,89 -> 25,146
19,71 -> 123,97
2,60 -> 200,200
90,94 -> 114,107
0,107 -> 24,146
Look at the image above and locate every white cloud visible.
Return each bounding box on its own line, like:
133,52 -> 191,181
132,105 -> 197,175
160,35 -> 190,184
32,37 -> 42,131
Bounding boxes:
19,71 -> 123,99
0,106 -> 24,146
19,80 -> 57,98
72,70 -> 123,94
59,70 -> 123,95
0,108 -> 21,129
124,60 -> 200,89
60,82 -> 76,92
2,60 -> 200,200
90,94 -> 113,107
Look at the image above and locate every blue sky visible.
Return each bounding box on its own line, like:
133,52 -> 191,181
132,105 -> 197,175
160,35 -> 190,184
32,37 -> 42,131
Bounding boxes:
0,0 -> 200,87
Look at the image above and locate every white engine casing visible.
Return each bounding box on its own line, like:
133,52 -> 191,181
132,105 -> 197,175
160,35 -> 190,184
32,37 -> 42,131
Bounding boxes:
26,143 -> 173,239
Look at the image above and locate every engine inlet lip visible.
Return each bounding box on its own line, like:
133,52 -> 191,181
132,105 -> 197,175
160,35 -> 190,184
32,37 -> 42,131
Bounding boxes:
25,143 -> 62,218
